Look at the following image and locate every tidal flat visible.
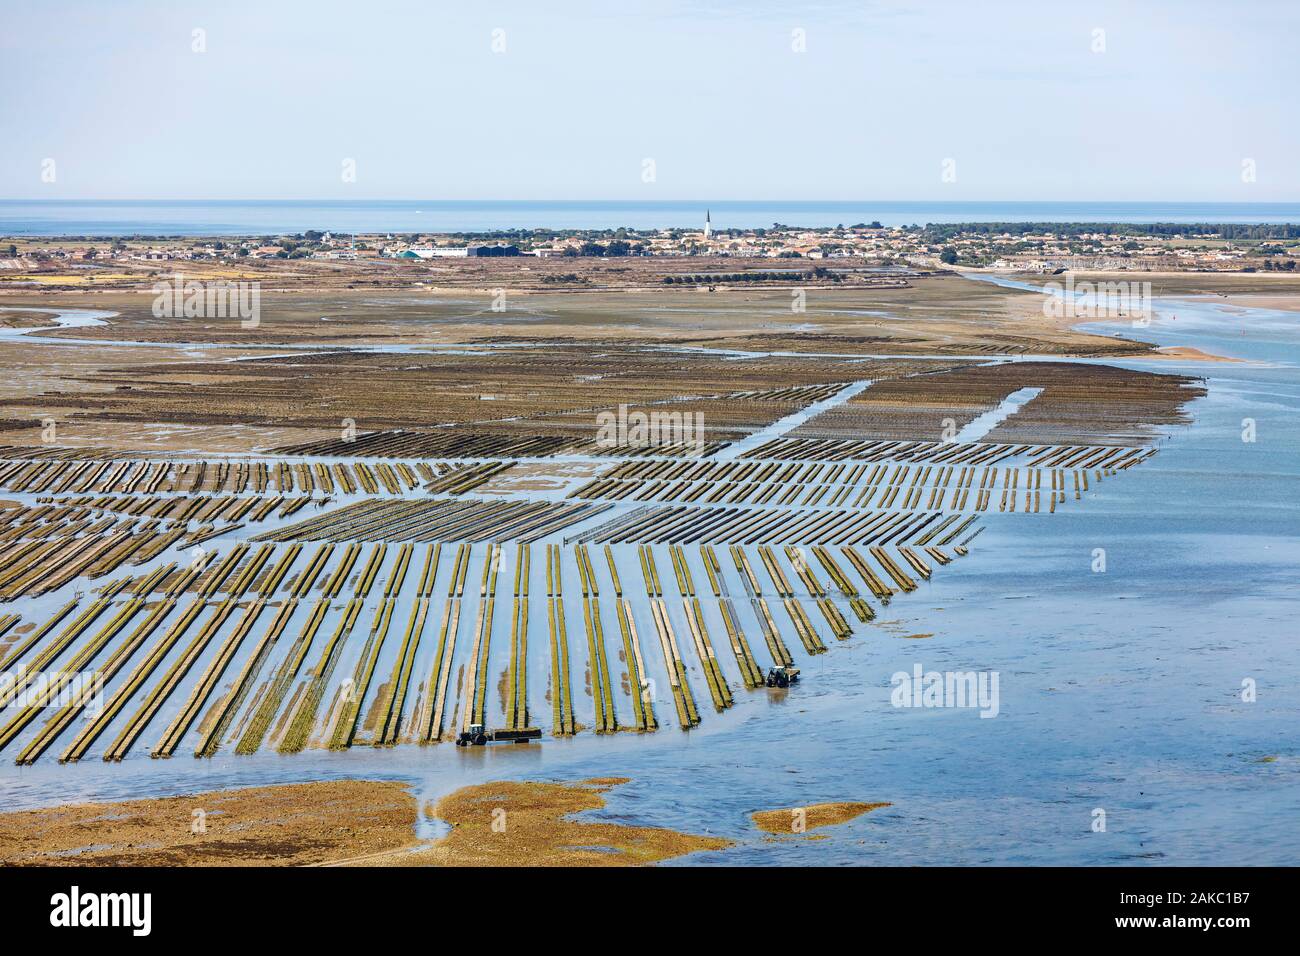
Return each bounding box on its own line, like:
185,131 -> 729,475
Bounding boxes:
0,272 -> 1296,866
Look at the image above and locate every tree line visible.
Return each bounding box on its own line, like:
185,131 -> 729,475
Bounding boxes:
917,222 -> 1300,241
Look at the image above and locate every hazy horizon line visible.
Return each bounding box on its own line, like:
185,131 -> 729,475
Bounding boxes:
5,198 -> 1300,206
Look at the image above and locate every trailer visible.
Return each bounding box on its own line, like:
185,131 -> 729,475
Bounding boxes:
456,722 -> 543,746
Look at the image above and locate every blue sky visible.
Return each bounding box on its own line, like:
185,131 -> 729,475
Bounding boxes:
1,0 -> 1296,200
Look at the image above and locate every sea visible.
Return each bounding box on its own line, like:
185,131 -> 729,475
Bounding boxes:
3,200 -> 1300,236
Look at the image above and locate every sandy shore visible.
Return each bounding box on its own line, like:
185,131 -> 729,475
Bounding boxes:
0,777 -> 903,866
385,777 -> 731,866
1151,345 -> 1240,363
0,780 -> 417,866
752,801 -> 891,835
1180,294 -> 1300,314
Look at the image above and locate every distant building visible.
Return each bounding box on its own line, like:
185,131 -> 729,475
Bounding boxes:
397,244 -> 519,258
704,209 -> 711,240
396,247 -> 467,259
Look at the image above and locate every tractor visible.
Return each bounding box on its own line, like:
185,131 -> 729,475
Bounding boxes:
456,723 -> 542,746
766,665 -> 801,688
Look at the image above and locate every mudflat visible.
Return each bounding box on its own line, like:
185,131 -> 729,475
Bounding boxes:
0,777 -> 734,867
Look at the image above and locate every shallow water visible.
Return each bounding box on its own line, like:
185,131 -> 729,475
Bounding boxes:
1,288 -> 1297,866
0,306 -> 112,339
955,387 -> 1043,442
6,199 -> 1300,236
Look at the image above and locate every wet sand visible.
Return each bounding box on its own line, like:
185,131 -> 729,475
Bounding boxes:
0,777 -> 732,867
0,779 -> 417,866
1209,295 -> 1300,313
0,277 -> 1142,357
390,776 -> 730,866
1152,345 -> 1239,363
752,801 -> 891,835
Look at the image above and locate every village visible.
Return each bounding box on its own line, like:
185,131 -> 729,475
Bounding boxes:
3,217 -> 1298,290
